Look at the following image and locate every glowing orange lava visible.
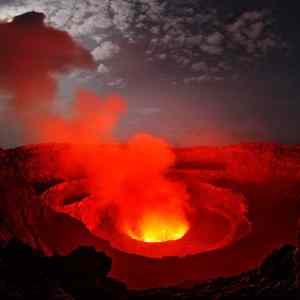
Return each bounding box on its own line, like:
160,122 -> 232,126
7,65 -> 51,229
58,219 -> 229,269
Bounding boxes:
126,213 -> 190,243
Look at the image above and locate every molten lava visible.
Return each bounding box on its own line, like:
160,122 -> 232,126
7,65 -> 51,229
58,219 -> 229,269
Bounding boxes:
33,93 -> 252,258
126,213 -> 190,243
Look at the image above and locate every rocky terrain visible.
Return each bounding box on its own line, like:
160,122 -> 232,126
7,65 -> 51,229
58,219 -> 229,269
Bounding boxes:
131,244 -> 298,299
0,237 -> 298,299
0,238 -> 126,300
0,142 -> 299,289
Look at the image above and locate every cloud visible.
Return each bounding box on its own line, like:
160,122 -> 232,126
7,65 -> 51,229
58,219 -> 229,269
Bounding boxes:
191,62 -> 209,72
92,41 -> 120,61
0,11 -> 95,146
0,11 -> 94,106
0,1 -> 289,85
97,64 -> 110,74
200,44 -> 224,55
206,32 -> 224,46
107,78 -> 126,88
136,107 -> 161,115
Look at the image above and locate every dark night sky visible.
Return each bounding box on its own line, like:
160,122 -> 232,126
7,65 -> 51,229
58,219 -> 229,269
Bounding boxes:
0,0 -> 300,147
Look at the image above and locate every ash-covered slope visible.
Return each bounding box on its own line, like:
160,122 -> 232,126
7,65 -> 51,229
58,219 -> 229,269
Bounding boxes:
0,143 -> 299,288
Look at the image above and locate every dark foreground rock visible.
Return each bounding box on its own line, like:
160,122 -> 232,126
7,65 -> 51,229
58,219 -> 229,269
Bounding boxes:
0,238 -> 127,300
130,244 -> 298,299
0,238 -> 298,299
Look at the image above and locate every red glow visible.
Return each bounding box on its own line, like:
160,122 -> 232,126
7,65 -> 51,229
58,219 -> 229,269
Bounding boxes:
126,212 -> 189,243
0,13 -> 250,258
37,90 -> 250,258
33,90 -> 192,249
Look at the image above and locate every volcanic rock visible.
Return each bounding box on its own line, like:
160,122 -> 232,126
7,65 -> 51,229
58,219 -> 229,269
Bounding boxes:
0,143 -> 299,288
130,244 -> 297,299
294,224 -> 300,290
0,238 -> 74,300
0,238 -> 126,300
0,237 -> 298,299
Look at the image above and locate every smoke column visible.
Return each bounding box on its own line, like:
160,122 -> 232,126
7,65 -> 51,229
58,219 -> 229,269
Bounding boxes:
0,11 -> 95,146
0,12 -> 250,256
0,11 -> 191,245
